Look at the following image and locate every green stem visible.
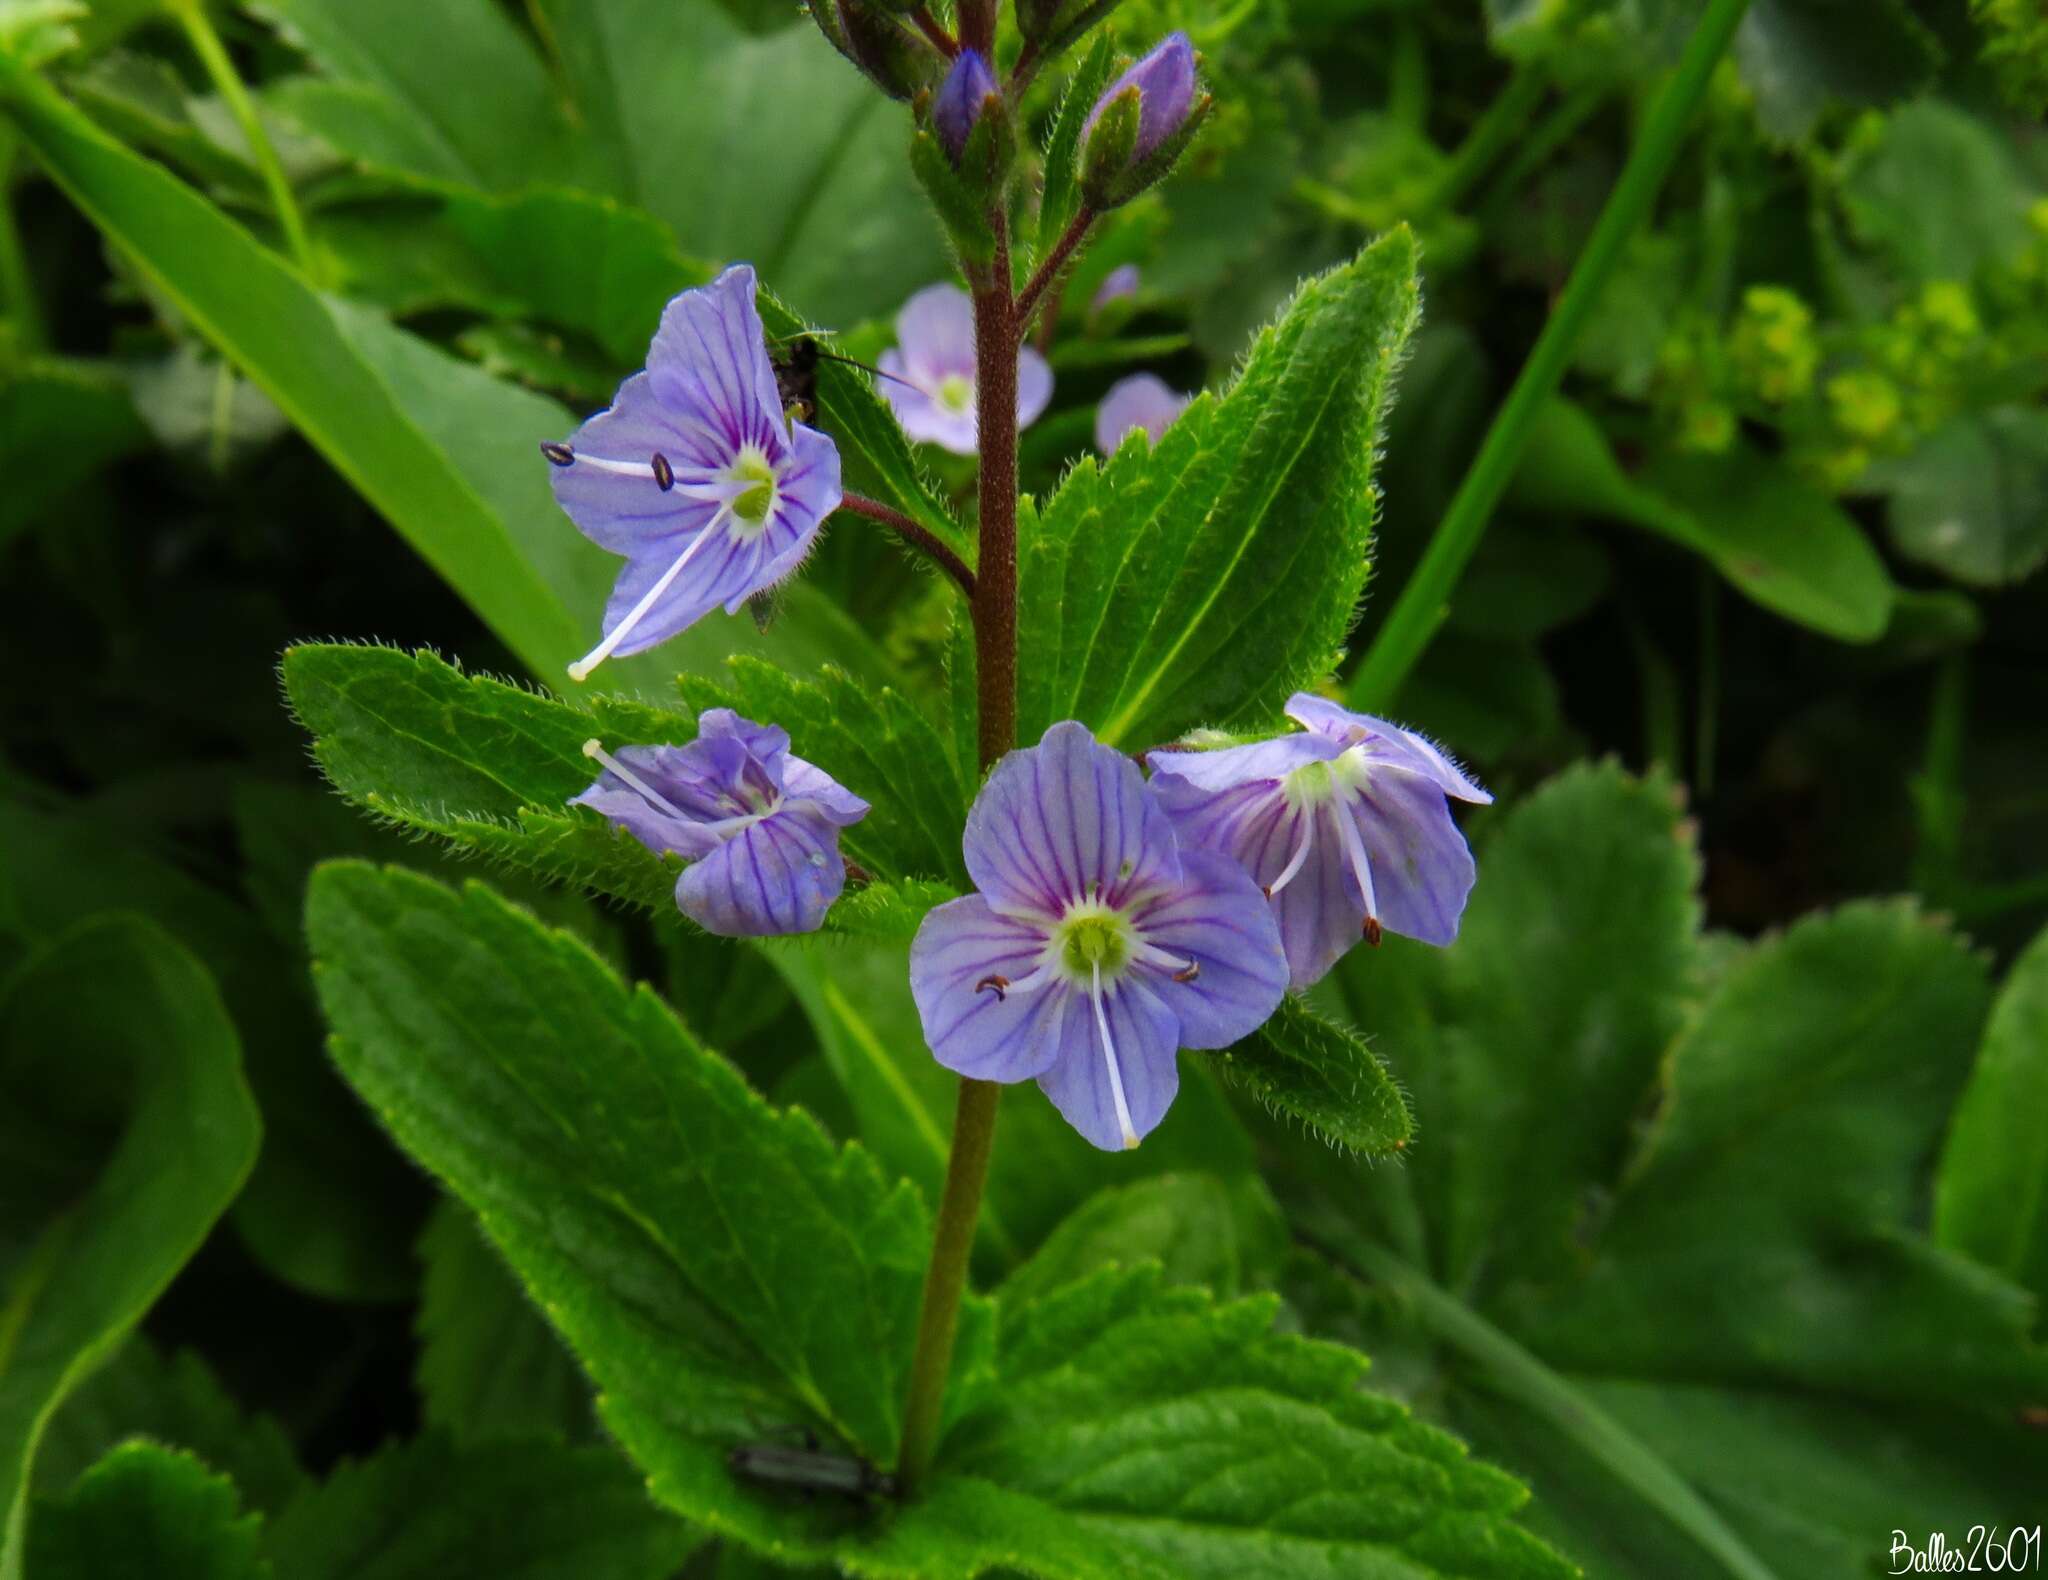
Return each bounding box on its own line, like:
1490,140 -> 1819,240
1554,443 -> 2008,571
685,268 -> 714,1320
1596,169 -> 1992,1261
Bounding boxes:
166,0 -> 318,279
1386,18 -> 1428,130
1420,64 -> 1546,215
1910,652 -> 1968,904
898,212 -> 1026,1496
1472,82 -> 1606,228
0,131 -> 44,350
1320,1228 -> 1778,1580
1349,0 -> 1754,712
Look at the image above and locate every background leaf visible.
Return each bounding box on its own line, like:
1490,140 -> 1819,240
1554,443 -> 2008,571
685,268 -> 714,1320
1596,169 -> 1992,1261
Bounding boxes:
26,1444 -> 264,1580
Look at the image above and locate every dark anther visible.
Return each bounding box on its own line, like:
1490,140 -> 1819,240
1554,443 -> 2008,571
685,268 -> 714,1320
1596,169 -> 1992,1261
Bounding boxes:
1172,961 -> 1201,983
651,452 -> 675,491
974,974 -> 1010,1000
844,860 -> 871,887
1363,917 -> 1383,947
1261,884 -> 1273,899
539,441 -> 575,467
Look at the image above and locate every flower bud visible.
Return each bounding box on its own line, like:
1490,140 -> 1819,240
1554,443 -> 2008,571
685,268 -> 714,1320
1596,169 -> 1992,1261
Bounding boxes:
933,49 -> 999,162
1077,32 -> 1208,209
807,0 -> 943,101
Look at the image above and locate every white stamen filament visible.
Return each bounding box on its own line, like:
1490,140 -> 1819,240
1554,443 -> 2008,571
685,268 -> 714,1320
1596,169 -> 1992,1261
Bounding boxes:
1090,960 -> 1140,1150
568,505 -> 731,682
573,454 -> 719,482
1263,810 -> 1317,897
581,739 -> 689,820
1130,940 -> 1194,977
1329,795 -> 1379,929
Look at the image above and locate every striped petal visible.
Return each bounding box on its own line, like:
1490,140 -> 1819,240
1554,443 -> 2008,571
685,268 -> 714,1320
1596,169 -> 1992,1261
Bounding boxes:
1127,848 -> 1287,1048
1036,973 -> 1179,1151
909,896 -> 1066,1081
675,804 -> 846,937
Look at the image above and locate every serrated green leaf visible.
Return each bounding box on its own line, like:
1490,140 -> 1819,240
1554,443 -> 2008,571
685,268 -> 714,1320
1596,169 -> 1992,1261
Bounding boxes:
414,1200 -> 593,1443
1733,0 -> 1939,141
1017,228 -> 1421,749
303,863 -> 992,1555
26,1443 -> 264,1580
1000,1173 -> 1289,1306
261,1432 -> 696,1580
1937,921 -> 2048,1313
1292,765 -> 2048,1579
1509,400 -> 1896,642
680,656 -> 972,886
1212,993 -> 1412,1155
282,643 -> 960,929
37,1341 -> 306,1518
0,917 -> 260,1580
1036,34 -> 1115,262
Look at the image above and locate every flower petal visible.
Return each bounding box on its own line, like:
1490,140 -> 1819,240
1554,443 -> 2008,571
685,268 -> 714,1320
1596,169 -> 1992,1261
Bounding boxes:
1128,849 -> 1286,1047
1148,731 -> 1339,795
879,351 -> 979,453
572,778 -> 724,861
1268,801 -> 1360,988
735,421 -> 841,605
1017,347 -> 1054,431
910,896 -> 1066,1081
675,804 -> 845,936
1036,973 -> 1179,1151
1349,768 -> 1479,947
1285,693 -> 1490,803
1093,372 -> 1188,456
550,372 -> 729,553
598,522 -> 770,659
894,284 -> 977,382
647,263 -> 787,458
964,720 -> 1180,921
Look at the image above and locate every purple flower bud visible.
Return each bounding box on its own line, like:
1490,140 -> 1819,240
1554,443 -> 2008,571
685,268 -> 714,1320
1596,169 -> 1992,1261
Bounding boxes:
910,721 -> 1286,1150
573,711 -> 870,938
1095,372 -> 1191,455
933,49 -> 998,162
1083,32 -> 1197,164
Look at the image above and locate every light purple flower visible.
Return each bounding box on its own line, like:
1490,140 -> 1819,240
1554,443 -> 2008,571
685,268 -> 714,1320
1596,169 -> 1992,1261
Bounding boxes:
910,721 -> 1286,1151
1095,372 -> 1191,455
573,710 -> 869,938
543,264 -> 841,682
1081,32 -> 1197,164
933,49 -> 998,162
878,284 -> 1053,455
1089,263 -> 1141,321
1147,694 -> 1490,990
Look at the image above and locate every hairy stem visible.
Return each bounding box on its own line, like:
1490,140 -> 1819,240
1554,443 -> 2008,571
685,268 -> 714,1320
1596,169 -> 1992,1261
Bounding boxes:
1016,206 -> 1094,338
0,132 -> 43,351
839,491 -> 978,598
898,216 -> 1021,1496
909,4 -> 959,59
166,0 -> 319,279
956,0 -> 996,58
1349,0 -> 1754,711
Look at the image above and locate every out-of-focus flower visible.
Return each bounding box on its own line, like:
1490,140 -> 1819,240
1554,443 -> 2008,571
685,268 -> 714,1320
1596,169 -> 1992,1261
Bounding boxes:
543,265 -> 840,682
909,721 -> 1286,1151
574,711 -> 869,937
1089,263 -> 1141,322
1148,694 -> 1490,990
878,284 -> 1053,454
1729,285 -> 1818,405
1094,372 -> 1191,455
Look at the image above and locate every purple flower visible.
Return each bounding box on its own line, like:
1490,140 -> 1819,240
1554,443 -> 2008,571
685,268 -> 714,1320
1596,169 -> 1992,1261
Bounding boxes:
573,710 -> 869,938
1094,372 -> 1191,455
878,284 -> 1053,455
542,265 -> 841,682
1089,263 -> 1141,322
1082,32 -> 1197,165
1147,694 -> 1491,990
933,49 -> 998,162
910,721 -> 1286,1151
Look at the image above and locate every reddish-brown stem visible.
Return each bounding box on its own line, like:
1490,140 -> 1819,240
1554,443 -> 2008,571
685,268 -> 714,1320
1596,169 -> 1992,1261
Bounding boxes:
838,491 -> 977,598
955,0 -> 996,57
908,4 -> 958,59
1015,206 -> 1094,338
1006,38 -> 1042,96
969,213 -> 1018,771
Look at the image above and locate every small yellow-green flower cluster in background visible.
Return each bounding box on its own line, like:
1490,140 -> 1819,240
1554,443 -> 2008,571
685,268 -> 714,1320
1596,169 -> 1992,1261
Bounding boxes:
1975,0 -> 2048,116
1729,287 -> 1819,406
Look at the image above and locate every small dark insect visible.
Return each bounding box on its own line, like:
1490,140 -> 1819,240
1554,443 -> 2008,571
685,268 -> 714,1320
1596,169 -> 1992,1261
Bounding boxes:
770,333 -> 915,424
728,1436 -> 900,1502
744,586 -> 783,634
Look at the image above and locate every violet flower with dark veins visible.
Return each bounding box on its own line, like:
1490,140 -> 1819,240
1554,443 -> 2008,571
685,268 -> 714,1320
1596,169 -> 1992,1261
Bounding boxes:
542,264 -> 841,682
574,709 -> 869,937
879,284 -> 1053,455
910,721 -> 1286,1151
1147,693 -> 1491,990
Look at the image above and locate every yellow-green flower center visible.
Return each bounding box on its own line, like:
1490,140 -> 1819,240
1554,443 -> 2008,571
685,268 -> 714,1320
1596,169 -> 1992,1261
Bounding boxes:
936,374 -> 974,414
731,447 -> 778,525
1284,748 -> 1370,808
1057,904 -> 1132,977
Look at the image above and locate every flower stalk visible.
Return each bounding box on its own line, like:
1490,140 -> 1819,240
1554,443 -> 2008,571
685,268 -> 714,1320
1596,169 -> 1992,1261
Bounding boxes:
839,491 -> 978,597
